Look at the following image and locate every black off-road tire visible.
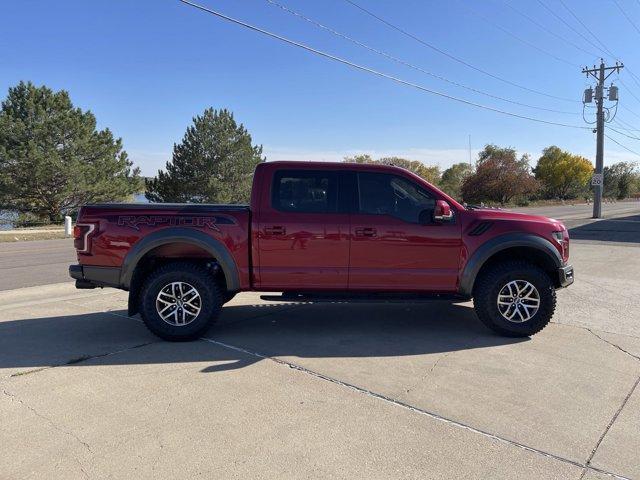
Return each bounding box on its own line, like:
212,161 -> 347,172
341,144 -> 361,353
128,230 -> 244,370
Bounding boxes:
473,260 -> 556,337
139,262 -> 223,341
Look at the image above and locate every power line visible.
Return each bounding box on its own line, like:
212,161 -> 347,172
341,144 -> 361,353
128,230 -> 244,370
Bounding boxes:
625,69 -> 640,90
614,117 -> 640,131
178,0 -> 590,130
609,126 -> 640,141
613,0 -> 640,36
613,122 -> 640,133
621,104 -> 640,121
556,0 -> 640,91
619,78 -> 640,105
457,0 -> 580,67
266,0 -> 579,115
535,0 -> 611,60
558,0 -> 619,61
605,133 -> 640,157
558,0 -> 640,91
341,0 -> 579,103
501,0 -> 600,58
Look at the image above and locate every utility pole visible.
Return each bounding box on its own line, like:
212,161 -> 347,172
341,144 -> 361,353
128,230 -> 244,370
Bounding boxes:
582,59 -> 623,218
468,134 -> 472,167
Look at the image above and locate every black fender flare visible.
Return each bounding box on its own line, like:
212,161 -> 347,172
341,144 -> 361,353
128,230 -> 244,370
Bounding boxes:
458,233 -> 562,297
120,227 -> 241,291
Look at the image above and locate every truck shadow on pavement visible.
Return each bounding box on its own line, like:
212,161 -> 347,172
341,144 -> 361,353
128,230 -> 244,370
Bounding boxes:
568,213 -> 640,243
0,301 -> 527,374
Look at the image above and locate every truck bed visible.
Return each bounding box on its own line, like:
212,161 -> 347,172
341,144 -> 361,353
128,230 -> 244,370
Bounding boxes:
73,202 -> 252,291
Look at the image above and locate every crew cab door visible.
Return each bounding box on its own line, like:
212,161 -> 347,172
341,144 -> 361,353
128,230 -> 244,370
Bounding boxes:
348,172 -> 462,292
254,168 -> 350,290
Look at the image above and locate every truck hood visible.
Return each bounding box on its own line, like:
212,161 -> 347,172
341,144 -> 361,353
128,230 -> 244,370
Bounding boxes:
466,207 -> 565,230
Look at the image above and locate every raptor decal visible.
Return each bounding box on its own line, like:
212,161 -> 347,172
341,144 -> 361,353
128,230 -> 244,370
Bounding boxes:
116,215 -> 233,232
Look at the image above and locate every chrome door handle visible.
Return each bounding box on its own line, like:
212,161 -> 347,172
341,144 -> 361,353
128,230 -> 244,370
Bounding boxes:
265,225 -> 286,235
355,227 -> 376,237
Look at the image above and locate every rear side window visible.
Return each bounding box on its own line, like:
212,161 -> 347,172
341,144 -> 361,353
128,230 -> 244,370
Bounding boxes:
272,170 -> 337,213
358,172 -> 435,223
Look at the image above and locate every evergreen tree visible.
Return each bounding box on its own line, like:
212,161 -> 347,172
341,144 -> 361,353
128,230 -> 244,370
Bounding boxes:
0,81 -> 142,222
146,108 -> 264,203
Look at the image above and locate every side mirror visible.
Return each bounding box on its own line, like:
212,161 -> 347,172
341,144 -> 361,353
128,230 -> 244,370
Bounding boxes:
433,200 -> 453,222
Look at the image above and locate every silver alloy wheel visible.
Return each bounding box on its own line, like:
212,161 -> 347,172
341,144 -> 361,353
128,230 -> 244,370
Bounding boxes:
156,282 -> 202,326
496,280 -> 540,323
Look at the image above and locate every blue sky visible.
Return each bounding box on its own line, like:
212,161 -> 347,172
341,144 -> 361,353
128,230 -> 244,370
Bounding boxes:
2,0 -> 640,175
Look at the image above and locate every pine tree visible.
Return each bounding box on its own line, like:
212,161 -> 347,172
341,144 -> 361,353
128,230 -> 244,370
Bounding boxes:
145,108 -> 264,203
0,81 -> 142,222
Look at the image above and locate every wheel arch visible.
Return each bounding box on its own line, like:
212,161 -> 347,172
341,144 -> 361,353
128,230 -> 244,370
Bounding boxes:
459,233 -> 562,298
121,228 -> 240,315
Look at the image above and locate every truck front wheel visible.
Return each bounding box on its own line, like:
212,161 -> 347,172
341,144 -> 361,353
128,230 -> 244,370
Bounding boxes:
473,260 -> 556,337
139,262 -> 223,341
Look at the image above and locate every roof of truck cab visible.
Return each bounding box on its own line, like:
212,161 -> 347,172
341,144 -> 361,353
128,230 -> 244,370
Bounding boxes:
261,160 -> 412,172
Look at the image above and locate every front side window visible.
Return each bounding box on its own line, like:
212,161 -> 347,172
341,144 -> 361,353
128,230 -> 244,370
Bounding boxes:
272,170 -> 337,213
357,172 -> 435,223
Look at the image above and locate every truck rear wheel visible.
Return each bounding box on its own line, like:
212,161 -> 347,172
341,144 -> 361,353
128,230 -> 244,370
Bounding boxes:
139,262 -> 223,341
473,260 -> 556,337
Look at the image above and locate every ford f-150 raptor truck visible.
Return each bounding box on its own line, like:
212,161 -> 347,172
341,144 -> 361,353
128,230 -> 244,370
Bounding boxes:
69,161 -> 573,341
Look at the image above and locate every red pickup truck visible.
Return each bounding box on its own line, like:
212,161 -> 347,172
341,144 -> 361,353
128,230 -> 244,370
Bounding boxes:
70,161 -> 573,341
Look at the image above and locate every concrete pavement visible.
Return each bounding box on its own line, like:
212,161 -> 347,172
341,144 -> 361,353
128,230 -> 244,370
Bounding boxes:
1,235 -> 640,479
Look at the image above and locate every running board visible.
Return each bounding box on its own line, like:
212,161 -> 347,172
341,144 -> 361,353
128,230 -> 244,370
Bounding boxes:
259,292 -> 465,303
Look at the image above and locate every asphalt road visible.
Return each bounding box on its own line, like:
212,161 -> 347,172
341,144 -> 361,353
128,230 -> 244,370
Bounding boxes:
1,201 -> 639,291
0,239 -> 76,291
511,199 -> 640,220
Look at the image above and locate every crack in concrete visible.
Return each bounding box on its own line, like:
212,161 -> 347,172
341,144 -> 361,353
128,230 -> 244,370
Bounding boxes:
6,342 -> 157,379
404,351 -> 452,395
582,373 -> 640,477
587,329 -> 640,362
199,337 -> 633,480
75,457 -> 90,480
2,388 -> 93,454
551,320 -> 640,341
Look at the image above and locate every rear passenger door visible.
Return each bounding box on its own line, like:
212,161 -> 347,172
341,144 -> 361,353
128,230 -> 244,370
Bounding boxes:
256,169 -> 351,290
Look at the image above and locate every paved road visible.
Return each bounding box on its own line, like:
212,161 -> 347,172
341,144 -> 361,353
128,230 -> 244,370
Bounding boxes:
1,201 -> 639,291
511,199 -> 640,220
0,239 -> 75,291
